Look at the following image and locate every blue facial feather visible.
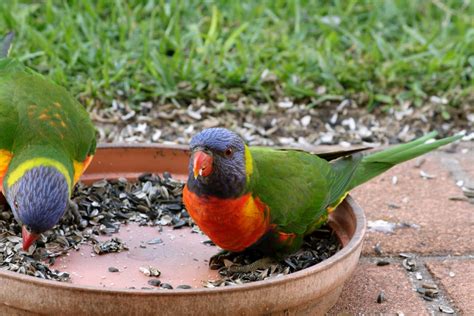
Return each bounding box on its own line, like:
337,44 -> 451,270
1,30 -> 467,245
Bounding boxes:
190,128 -> 244,153
188,128 -> 247,198
5,166 -> 69,233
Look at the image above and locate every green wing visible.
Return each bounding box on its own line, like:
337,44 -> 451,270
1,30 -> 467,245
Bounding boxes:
4,59 -> 96,163
0,60 -> 19,152
249,147 -> 332,235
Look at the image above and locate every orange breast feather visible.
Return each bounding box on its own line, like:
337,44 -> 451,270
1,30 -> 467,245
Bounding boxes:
0,150 -> 13,193
183,185 -> 270,252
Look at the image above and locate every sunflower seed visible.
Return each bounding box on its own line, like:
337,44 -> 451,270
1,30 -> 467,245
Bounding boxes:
376,260 -> 390,266
374,242 -> 383,255
439,305 -> 454,314
147,279 -> 161,287
422,282 -> 437,289
139,266 -> 161,277
377,291 -> 385,303
146,238 -> 163,245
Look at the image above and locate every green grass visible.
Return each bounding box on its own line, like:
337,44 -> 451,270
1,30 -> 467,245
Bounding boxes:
1,0 -> 473,110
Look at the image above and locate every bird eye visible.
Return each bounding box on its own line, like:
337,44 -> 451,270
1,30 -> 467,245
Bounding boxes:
224,148 -> 233,157
14,200 -> 19,209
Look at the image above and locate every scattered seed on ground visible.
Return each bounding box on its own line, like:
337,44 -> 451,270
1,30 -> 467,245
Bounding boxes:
108,267 -> 119,273
147,238 -> 163,245
176,285 -> 192,289
424,289 -> 439,298
377,291 -> 385,303
374,242 -> 382,255
376,260 -> 390,266
439,305 -> 455,314
422,282 -> 437,290
402,258 -> 417,271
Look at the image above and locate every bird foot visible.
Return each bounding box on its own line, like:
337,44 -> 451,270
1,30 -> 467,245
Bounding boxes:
65,200 -> 81,224
227,257 -> 276,273
209,250 -> 237,270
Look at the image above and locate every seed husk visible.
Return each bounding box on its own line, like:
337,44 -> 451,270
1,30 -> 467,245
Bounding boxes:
108,267 -> 119,273
424,288 -> 439,298
147,279 -> 161,287
374,242 -> 382,255
147,237 -> 163,245
422,295 -> 434,301
439,305 -> 455,314
139,266 -> 161,277
402,258 -> 417,271
176,284 -> 192,289
421,282 -> 437,290
376,260 -> 390,266
160,283 -> 173,289
377,291 -> 385,303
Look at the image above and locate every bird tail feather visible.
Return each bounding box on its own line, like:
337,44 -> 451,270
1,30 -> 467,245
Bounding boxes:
348,132 -> 462,190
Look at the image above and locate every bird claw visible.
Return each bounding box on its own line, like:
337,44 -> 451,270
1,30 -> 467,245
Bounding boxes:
227,257 -> 276,273
209,250 -> 237,270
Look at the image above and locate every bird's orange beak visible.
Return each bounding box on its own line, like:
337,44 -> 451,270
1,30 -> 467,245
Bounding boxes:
22,225 -> 39,251
193,151 -> 213,179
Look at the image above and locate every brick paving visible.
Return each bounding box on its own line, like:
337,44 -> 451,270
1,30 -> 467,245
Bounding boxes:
329,142 -> 474,315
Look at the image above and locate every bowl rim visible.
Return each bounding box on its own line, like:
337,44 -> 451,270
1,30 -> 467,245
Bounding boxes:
0,144 -> 367,297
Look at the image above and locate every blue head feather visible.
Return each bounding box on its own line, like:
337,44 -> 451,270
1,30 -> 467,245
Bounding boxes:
5,166 -> 69,234
188,128 -> 247,198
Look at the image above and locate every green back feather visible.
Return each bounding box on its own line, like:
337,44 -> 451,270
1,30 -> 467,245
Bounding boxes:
0,40 -> 96,179
247,132 -> 460,242
249,147 -> 331,235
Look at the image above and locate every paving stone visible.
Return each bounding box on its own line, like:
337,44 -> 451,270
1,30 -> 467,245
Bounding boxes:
456,144 -> 474,179
329,261 -> 428,315
350,155 -> 474,256
426,259 -> 474,314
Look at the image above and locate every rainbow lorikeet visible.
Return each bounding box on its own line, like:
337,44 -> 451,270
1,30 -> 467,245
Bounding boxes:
0,33 -> 96,251
183,128 -> 461,256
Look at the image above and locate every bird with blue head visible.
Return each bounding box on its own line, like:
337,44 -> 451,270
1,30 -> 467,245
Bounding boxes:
0,32 -> 96,251
4,164 -> 70,250
183,127 -> 461,257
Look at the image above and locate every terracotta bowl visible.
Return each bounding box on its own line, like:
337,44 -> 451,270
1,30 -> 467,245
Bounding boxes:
0,144 -> 366,316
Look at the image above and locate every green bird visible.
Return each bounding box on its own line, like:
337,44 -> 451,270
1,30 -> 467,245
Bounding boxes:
183,128 -> 461,256
0,33 -> 97,251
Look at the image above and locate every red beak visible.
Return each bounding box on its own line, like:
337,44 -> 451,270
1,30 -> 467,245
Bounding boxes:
22,226 -> 39,251
193,151 -> 213,179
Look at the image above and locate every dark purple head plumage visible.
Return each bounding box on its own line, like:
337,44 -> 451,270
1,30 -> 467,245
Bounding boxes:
187,128 -> 247,198
5,166 -> 69,234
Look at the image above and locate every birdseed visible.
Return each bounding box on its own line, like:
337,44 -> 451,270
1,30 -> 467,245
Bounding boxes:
377,291 -> 386,304
203,227 -> 341,287
0,173 -> 341,288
